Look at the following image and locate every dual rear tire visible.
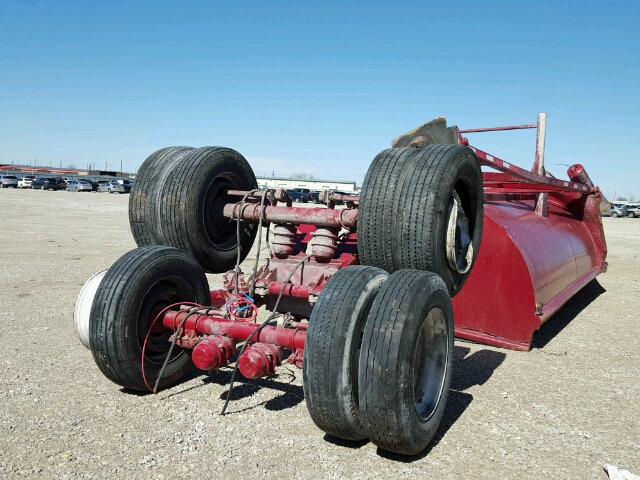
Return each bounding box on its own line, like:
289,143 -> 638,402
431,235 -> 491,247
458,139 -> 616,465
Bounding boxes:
304,266 -> 454,455
303,266 -> 389,441
358,145 -> 483,295
129,146 -> 258,273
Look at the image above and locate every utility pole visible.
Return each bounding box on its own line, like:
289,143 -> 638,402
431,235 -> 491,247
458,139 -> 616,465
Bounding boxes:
121,161 -> 122,174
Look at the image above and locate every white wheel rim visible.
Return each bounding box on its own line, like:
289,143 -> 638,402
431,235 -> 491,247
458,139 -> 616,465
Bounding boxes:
446,194 -> 473,274
74,270 -> 107,348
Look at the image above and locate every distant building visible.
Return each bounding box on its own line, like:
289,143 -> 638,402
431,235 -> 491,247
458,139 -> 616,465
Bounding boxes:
256,176 -> 357,192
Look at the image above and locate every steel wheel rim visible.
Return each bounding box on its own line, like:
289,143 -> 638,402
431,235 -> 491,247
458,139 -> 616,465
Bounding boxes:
445,181 -> 476,277
203,172 -> 244,251
136,275 -> 197,365
412,307 -> 449,421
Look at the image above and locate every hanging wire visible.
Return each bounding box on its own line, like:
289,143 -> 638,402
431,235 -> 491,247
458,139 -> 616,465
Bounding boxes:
220,254 -> 311,415
234,189 -> 260,295
141,302 -> 203,393
248,189 -> 268,298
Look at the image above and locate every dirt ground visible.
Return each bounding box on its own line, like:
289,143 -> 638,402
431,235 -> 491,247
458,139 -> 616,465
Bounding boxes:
0,188 -> 638,479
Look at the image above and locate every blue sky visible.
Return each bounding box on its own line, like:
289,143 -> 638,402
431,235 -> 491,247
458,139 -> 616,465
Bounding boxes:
1,1 -> 638,198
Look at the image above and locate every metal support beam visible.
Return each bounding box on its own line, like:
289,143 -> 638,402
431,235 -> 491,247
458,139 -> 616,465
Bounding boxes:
534,113 -> 548,217
223,203 -> 358,229
460,124 -> 537,133
163,310 -> 307,351
470,149 -> 596,194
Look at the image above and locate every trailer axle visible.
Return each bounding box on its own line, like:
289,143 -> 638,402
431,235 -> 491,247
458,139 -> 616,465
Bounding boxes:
162,309 -> 307,378
223,203 -> 358,229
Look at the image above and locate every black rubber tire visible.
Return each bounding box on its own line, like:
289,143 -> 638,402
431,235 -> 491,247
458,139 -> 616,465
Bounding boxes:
303,265 -> 389,441
628,212 -> 634,218
358,269 -> 454,456
158,147 -> 258,273
358,148 -> 420,273
89,246 -> 210,391
359,145 -> 483,295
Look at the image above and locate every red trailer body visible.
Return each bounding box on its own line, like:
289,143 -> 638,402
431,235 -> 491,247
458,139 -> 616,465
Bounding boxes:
453,188 -> 606,350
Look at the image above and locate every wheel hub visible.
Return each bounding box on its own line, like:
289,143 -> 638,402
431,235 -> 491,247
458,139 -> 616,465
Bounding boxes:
412,307 -> 448,421
138,281 -> 188,361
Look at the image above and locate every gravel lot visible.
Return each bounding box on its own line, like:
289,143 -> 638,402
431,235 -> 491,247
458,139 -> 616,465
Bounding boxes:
1,188 -> 638,479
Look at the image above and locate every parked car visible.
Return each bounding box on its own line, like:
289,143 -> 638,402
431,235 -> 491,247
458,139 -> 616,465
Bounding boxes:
33,177 -> 62,191
18,176 -> 37,188
81,179 -> 99,191
602,206 -> 628,218
66,180 -> 93,192
331,190 -> 355,205
97,181 -> 111,193
287,188 -> 310,202
0,175 -> 19,188
624,204 -> 640,218
108,179 -> 132,194
309,191 -> 320,203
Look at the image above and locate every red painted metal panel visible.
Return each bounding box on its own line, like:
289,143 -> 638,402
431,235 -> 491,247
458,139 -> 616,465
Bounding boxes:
484,201 -> 578,308
453,191 -> 606,350
452,215 -> 540,349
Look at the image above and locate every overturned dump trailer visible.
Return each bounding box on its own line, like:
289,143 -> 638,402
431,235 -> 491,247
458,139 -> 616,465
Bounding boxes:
76,114 -> 607,456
